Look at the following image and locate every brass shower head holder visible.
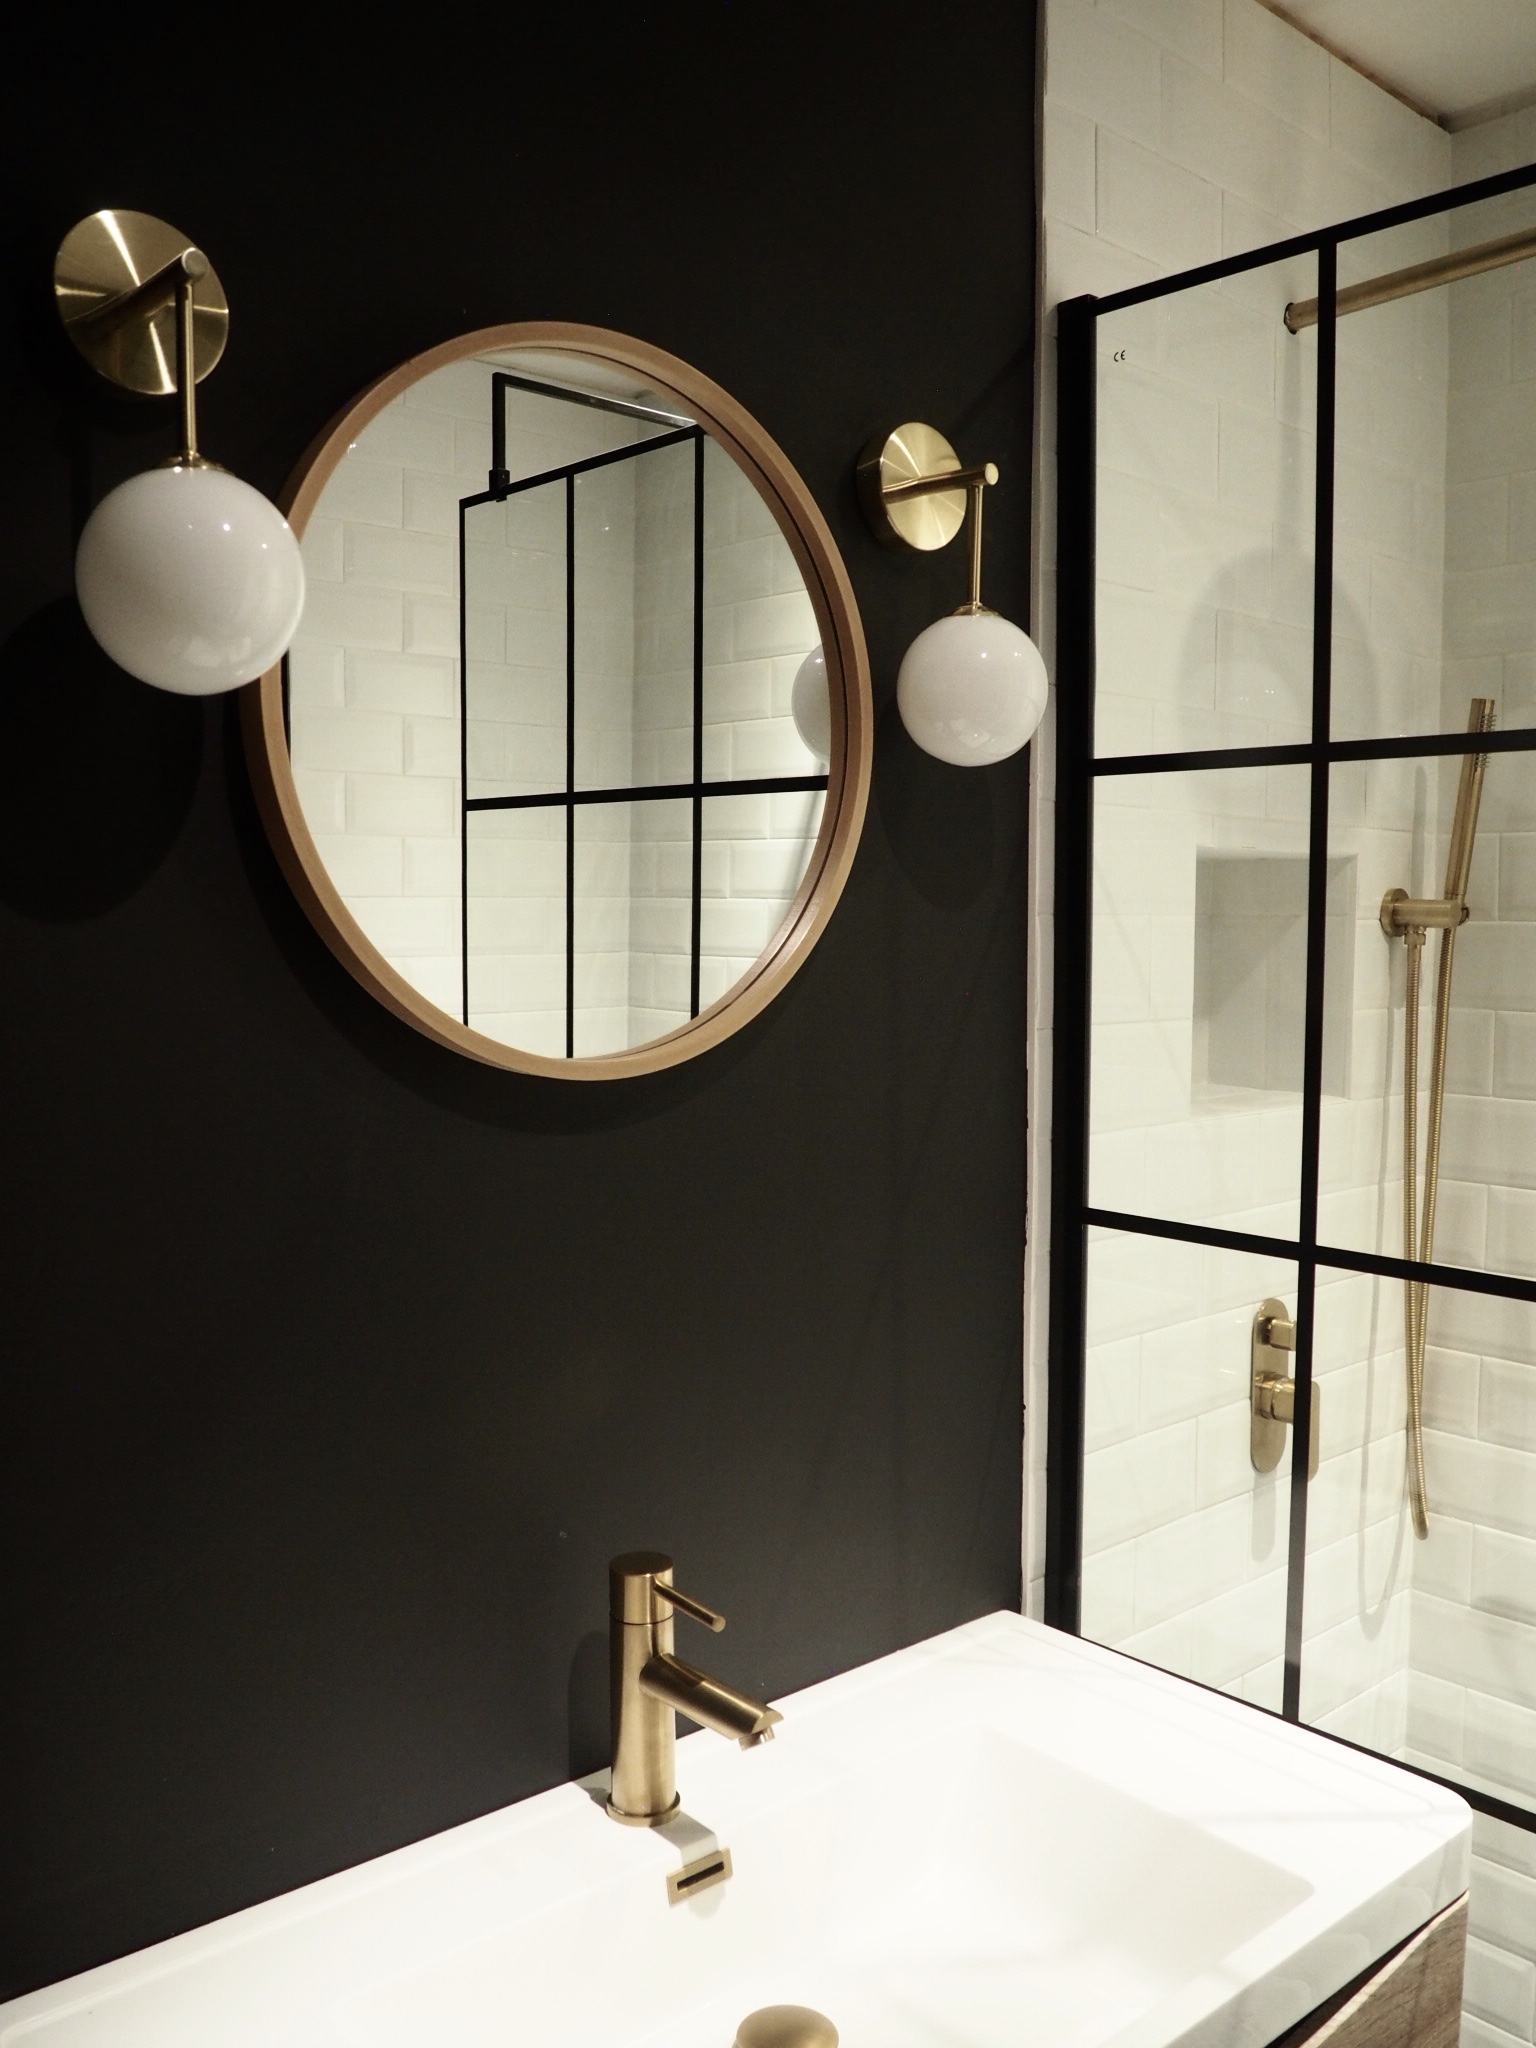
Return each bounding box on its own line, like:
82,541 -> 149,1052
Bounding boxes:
1380,887 -> 1466,939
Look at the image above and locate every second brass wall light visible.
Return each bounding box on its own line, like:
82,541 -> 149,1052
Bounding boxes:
858,424 -> 1046,765
55,209 -> 305,697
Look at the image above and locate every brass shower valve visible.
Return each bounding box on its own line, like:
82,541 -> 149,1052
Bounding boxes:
1253,1308 -> 1298,1427
1249,1298 -> 1319,1480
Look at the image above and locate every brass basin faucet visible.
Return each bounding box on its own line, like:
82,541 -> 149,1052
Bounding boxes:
606,1551 -> 782,1826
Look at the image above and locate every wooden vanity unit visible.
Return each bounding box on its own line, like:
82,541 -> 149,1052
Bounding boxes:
1270,1895 -> 1467,2048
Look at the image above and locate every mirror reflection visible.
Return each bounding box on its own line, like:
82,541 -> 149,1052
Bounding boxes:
285,351 -> 831,1059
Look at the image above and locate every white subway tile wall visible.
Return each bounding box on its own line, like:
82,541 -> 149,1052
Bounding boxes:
287,364 -> 825,1057
1025,0 -> 1456,1620
1037,8 -> 1536,2038
1394,131 -> 1536,2048
1080,1232 -> 1299,1706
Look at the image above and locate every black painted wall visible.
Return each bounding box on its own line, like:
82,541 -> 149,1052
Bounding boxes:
0,4 -> 1035,2000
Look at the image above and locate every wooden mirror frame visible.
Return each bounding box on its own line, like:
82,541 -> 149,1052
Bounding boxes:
241,323 -> 873,1080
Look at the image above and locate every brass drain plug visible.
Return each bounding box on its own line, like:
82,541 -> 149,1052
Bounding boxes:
734,2005 -> 838,2048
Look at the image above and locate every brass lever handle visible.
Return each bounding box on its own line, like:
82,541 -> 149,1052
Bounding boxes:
1255,1372 -> 1296,1423
652,1583 -> 726,1632
1260,1311 -> 1296,1352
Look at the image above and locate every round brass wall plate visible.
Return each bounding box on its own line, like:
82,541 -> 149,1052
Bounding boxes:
242,321 -> 874,1083
856,421 -> 965,551
55,209 -> 228,396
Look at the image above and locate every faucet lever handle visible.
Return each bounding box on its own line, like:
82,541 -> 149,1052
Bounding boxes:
654,1583 -> 727,1632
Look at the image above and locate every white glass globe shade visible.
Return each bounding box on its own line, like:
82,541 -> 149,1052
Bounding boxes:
790,645 -> 832,762
896,611 -> 1048,766
76,465 -> 306,697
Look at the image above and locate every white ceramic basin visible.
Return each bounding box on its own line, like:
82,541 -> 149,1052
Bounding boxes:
0,1614 -> 1469,2048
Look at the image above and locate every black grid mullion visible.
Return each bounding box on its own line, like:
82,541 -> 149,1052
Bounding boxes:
1283,240 -> 1337,1724
1054,170 -> 1536,1840
1095,725 -> 1536,779
564,471 -> 576,1061
1093,159 -> 1536,317
467,774 -> 827,814
469,424 -> 697,509
1087,1206 -> 1536,1305
462,410 -> 828,1056
1046,294 -> 1099,1635
690,432 -> 704,1019
459,497 -> 470,1028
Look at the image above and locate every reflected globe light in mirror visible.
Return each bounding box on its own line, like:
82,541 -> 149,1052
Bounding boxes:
896,611 -> 1048,767
791,646 -> 831,762
76,465 -> 305,697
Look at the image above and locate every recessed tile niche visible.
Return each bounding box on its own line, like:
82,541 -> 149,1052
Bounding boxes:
1193,851 -> 1355,1097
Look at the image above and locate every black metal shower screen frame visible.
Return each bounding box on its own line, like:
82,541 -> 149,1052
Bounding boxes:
457,378 -> 827,1055
1049,157 -> 1536,1840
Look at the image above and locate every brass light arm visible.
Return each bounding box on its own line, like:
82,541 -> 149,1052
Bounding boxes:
71,245 -> 209,338
173,271 -> 200,463
881,460 -> 998,502
69,244 -> 209,464
879,459 -> 1000,615
963,478 -> 987,613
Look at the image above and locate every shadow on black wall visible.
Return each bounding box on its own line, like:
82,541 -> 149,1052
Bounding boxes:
219,693 -> 768,1138
0,600 -> 201,918
875,701 -> 998,912
567,1630 -> 609,1783
0,0 -> 1035,2000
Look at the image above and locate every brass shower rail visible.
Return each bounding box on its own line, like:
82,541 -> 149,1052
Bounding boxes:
1285,225 -> 1536,333
1381,698 -> 1497,1539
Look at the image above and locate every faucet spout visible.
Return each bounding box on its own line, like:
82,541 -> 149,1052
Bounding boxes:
605,1550 -> 782,1825
640,1652 -> 784,1749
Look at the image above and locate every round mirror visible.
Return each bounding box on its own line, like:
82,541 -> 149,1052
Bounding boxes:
243,325 -> 872,1077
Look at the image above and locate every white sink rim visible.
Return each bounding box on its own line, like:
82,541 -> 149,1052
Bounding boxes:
0,1612 -> 1471,2048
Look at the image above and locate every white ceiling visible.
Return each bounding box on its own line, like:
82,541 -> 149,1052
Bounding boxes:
1272,0 -> 1536,125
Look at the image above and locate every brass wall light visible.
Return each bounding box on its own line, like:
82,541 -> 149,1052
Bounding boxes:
55,209 -> 305,697
857,423 -> 1046,765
